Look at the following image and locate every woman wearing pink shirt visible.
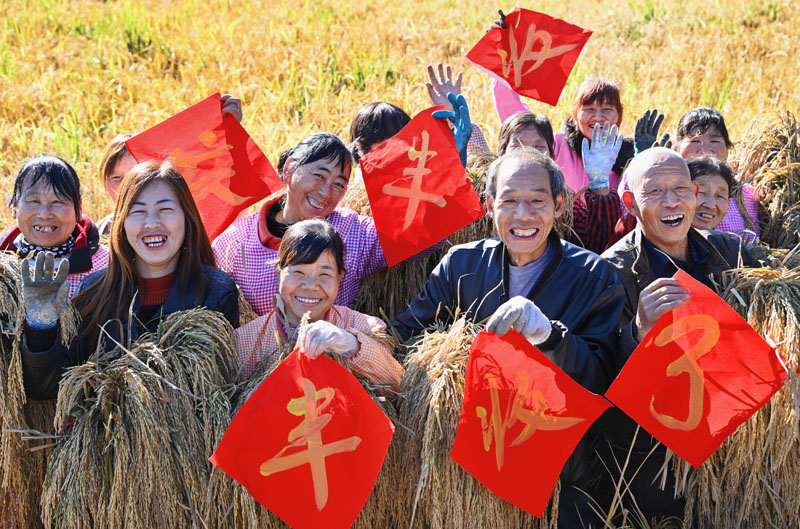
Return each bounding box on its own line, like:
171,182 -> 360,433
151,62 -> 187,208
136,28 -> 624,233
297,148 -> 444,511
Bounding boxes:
493,77 -> 635,199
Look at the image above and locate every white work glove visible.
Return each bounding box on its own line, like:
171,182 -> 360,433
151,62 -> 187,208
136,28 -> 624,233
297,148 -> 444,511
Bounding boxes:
485,296 -> 552,345
299,320 -> 360,360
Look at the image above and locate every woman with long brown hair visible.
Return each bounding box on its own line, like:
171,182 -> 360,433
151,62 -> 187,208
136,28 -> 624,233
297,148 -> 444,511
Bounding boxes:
20,160 -> 239,400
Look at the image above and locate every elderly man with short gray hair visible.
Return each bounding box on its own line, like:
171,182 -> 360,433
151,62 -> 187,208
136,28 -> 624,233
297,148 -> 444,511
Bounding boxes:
394,148 -> 626,527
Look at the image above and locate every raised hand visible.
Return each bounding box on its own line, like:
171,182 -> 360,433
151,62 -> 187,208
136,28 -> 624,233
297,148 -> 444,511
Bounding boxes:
634,109 -> 665,154
486,296 -> 552,345
21,252 -> 71,329
432,93 -> 472,166
488,9 -> 507,30
582,121 -> 623,190
426,64 -> 463,112
220,94 -> 243,123
653,133 -> 673,150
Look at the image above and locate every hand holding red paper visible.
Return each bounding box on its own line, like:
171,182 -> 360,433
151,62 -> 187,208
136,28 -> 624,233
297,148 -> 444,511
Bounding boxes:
486,296 -> 552,344
210,350 -> 394,529
126,93 -> 283,239
299,320 -> 360,359
450,329 -> 610,517
359,107 -> 485,267
606,271 -> 787,468
466,8 -> 593,105
634,277 -> 690,341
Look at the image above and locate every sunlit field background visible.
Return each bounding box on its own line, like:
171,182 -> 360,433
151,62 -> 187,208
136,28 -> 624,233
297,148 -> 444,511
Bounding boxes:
0,0 -> 797,225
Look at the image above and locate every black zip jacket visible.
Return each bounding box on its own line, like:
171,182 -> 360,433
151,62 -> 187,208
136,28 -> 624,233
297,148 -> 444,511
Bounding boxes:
393,231 -> 626,486
21,264 -> 239,401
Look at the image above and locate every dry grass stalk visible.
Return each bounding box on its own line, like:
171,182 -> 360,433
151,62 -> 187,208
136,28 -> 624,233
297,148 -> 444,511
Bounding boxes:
391,317 -> 558,529
671,265 -> 800,528
40,308 -> 239,529
732,110 -> 800,249
0,253 -> 78,529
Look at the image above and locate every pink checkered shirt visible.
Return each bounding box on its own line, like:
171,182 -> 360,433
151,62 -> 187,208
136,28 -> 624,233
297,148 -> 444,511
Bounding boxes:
235,303 -> 404,386
716,184 -> 761,242
212,201 -> 386,316
66,245 -> 110,297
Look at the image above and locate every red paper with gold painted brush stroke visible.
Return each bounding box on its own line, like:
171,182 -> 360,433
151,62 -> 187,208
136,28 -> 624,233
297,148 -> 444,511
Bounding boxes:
605,270 -> 787,468
450,330 -> 610,517
359,107 -> 485,267
466,8 -> 592,106
210,350 -> 394,529
126,93 -> 283,239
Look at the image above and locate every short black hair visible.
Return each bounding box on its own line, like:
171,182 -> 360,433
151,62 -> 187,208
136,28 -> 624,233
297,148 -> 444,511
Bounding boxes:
676,107 -> 733,148
687,155 -> 736,195
9,155 -> 82,218
277,133 -> 352,180
278,219 -> 346,274
349,102 -> 411,163
498,112 -> 555,157
486,149 -> 566,202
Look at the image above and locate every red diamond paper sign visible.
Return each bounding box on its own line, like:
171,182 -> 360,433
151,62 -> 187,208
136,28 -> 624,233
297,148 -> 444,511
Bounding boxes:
605,270 -> 787,468
210,350 -> 395,529
359,107 -> 485,267
450,330 -> 610,516
126,93 -> 283,239
466,8 -> 592,106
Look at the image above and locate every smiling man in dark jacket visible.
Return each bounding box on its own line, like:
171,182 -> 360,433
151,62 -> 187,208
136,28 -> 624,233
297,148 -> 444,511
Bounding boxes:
394,149 -> 625,528
598,147 -> 759,524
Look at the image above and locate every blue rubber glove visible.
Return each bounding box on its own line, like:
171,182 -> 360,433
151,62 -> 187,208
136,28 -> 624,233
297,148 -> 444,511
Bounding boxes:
21,251 -> 70,329
581,121 -> 623,190
432,92 -> 472,167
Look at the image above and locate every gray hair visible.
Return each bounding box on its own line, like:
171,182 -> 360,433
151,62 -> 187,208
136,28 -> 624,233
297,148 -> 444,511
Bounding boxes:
485,148 -> 566,202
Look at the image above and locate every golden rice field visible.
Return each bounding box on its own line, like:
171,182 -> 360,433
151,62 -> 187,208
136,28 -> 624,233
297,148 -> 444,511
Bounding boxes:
0,0 -> 797,226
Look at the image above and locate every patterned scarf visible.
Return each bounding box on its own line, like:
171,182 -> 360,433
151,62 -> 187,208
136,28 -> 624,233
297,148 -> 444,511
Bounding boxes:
15,233 -> 76,258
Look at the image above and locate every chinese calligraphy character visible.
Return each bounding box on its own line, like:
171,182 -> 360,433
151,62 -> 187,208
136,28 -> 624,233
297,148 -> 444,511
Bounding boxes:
476,371 -> 585,471
260,378 -> 362,510
498,24 -> 579,88
382,130 -> 447,230
649,314 -> 720,431
169,129 -> 253,205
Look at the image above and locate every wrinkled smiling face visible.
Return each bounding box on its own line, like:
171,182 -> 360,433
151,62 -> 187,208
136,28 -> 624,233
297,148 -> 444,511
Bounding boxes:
282,157 -> 351,223
576,99 -> 619,139
629,157 -> 697,254
15,180 -> 78,248
487,160 -> 564,266
678,126 -> 729,162
693,173 -> 729,230
278,250 -> 343,326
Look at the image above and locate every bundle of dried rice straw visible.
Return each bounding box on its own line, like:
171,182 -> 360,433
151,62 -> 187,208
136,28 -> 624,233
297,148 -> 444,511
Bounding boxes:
390,317 -> 558,529
671,265 -> 800,528
0,253 -> 78,529
41,308 -> 239,529
733,110 -> 800,249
